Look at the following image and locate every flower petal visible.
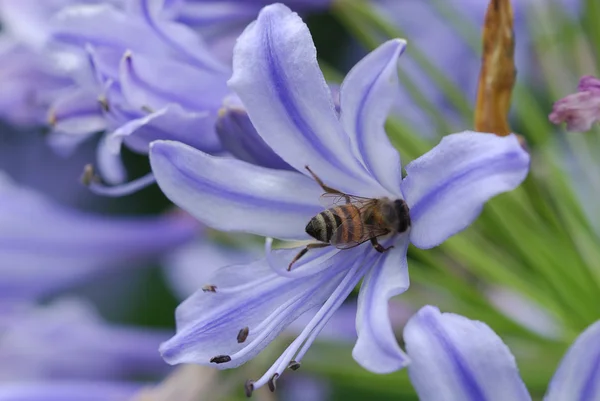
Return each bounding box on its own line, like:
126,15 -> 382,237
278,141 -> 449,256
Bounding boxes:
228,4 -> 381,196
48,87 -> 106,139
404,305 -> 531,401
119,51 -> 229,113
159,248 -> 350,368
402,132 -> 530,249
163,238 -> 260,300
150,140 -> 322,240
545,320 -> 600,401
340,39 -> 406,198
216,94 -> 292,170
106,104 -> 221,156
352,235 -> 410,373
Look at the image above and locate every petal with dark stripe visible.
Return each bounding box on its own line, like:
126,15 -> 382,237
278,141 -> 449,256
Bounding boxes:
228,4 -> 382,197
401,132 -> 530,249
404,305 -> 531,401
545,320 -> 600,401
353,235 -> 410,373
340,39 -> 406,198
150,140 -> 322,240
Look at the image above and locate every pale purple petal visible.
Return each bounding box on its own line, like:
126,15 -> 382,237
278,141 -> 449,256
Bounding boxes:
0,39 -> 71,126
119,50 -> 229,113
96,132 -> 127,185
402,132 -> 530,249
48,87 -> 106,138
0,382 -> 140,401
404,305 -> 531,401
150,140 -> 322,240
340,39 -> 406,198
105,104 -> 221,157
163,238 -> 260,300
129,0 -> 228,72
216,94 -> 292,170
228,4 -> 382,196
545,320 -> 600,401
159,248 -> 351,369
353,235 -> 410,373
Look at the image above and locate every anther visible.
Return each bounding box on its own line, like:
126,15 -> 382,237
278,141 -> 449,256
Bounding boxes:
98,96 -> 110,112
237,327 -> 249,343
202,285 -> 217,293
81,164 -> 99,186
209,355 -> 231,364
288,360 -> 301,371
244,380 -> 254,398
267,373 -> 279,392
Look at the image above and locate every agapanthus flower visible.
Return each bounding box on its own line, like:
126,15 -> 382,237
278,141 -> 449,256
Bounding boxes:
149,4 -> 530,393
549,75 -> 600,132
0,297 -> 169,380
403,305 -> 600,400
46,0 -> 230,189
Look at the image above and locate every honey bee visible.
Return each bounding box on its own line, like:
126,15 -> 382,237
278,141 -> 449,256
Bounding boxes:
288,166 -> 411,270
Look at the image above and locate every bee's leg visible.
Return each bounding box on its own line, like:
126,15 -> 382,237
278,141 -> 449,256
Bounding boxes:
370,237 -> 394,253
305,165 -> 351,203
288,242 -> 330,271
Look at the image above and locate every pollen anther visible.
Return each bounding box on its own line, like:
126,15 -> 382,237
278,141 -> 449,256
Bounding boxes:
209,355 -> 231,364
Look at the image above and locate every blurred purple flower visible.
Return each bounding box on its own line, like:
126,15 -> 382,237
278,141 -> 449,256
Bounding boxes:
549,75 -> 600,132
0,382 -> 140,401
0,0 -> 125,127
404,305 -> 600,400
46,0 -> 230,190
0,171 -> 198,298
0,298 -> 169,381
149,4 -> 529,393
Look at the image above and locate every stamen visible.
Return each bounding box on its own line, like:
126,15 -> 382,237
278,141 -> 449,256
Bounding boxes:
288,360 -> 301,370
202,285 -> 217,293
265,237 -> 340,279
209,355 -> 231,364
81,164 -> 99,186
244,380 -> 254,398
267,373 -> 279,392
237,327 -> 249,343
251,257 -> 370,391
98,96 -> 110,112
87,172 -> 156,197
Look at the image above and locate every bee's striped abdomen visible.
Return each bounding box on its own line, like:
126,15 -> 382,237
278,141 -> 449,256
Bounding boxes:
331,205 -> 363,245
305,209 -> 340,242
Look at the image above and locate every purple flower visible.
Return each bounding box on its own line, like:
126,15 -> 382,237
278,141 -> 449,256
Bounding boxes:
0,297 -> 169,380
549,75 -> 600,132
149,4 -> 530,393
0,382 -> 140,401
404,305 -> 600,400
43,0 -> 229,191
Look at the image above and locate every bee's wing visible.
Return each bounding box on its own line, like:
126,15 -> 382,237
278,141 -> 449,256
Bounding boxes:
319,193 -> 374,209
329,200 -> 391,249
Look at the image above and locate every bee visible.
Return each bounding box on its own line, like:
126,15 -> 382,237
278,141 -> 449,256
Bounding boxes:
288,166 -> 411,270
